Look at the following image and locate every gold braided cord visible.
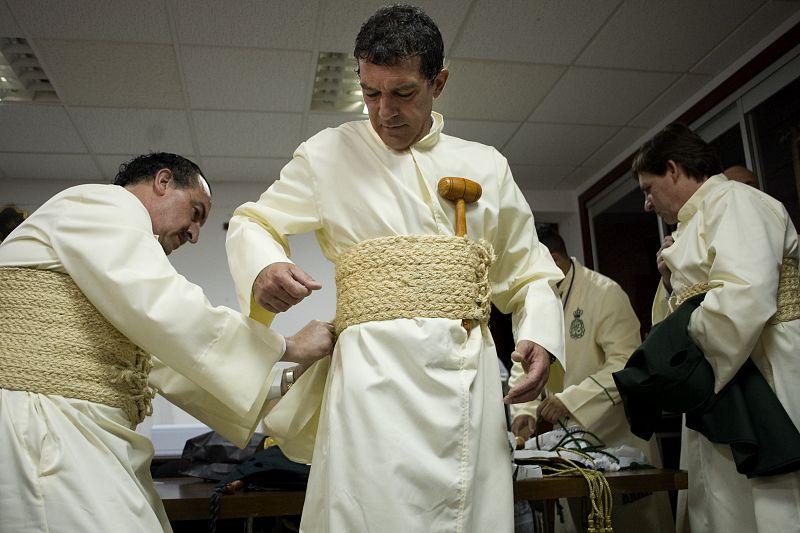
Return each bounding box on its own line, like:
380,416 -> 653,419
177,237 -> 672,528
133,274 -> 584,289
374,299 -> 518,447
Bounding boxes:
333,235 -> 494,335
769,257 -> 800,324
674,281 -> 722,307
540,453 -> 613,533
0,267 -> 153,426
673,257 -> 800,324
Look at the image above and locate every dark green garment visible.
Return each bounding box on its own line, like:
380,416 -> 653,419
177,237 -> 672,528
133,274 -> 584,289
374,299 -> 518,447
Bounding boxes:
613,294 -> 800,478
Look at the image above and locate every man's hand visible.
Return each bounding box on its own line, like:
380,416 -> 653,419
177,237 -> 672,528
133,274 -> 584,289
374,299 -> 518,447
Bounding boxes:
536,395 -> 570,424
656,236 -> 674,293
282,320 -> 335,367
253,262 -> 322,313
503,340 -> 551,404
511,414 -> 536,439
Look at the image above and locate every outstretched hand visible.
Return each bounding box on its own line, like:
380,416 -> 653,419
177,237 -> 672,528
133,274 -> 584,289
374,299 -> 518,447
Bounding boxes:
282,320 -> 335,367
253,262 -> 322,313
503,340 -> 551,404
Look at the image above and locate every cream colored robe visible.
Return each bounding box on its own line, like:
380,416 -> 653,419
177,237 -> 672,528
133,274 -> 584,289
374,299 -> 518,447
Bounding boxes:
657,175 -> 800,533
226,112 -> 565,533
0,184 -> 285,533
510,259 -> 674,532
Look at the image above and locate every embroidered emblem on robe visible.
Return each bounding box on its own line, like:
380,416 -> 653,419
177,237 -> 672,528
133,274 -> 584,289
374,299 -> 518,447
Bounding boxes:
570,308 -> 585,339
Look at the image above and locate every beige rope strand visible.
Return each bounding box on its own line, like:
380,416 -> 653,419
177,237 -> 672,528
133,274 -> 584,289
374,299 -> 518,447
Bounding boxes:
0,267 -> 153,425
333,235 -> 494,335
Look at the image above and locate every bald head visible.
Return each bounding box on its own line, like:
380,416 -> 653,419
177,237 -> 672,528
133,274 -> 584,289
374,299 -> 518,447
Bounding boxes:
724,165 -> 759,189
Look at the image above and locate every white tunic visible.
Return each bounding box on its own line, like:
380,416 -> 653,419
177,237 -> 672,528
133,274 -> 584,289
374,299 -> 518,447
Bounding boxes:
659,175 -> 800,533
0,184 -> 285,533
226,112 -> 565,533
510,259 -> 674,532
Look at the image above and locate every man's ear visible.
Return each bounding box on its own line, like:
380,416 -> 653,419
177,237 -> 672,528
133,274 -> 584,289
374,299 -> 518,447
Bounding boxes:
153,168 -> 173,196
432,67 -> 448,98
666,160 -> 681,182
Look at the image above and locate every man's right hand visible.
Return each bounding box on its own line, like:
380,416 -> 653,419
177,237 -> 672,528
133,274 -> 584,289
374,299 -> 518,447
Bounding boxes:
511,414 -> 536,439
282,320 -> 335,367
656,236 -> 674,293
253,262 -> 322,313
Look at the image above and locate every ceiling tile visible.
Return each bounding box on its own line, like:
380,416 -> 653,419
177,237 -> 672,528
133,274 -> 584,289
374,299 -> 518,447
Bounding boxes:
192,111 -> 302,157
530,67 -> 679,125
442,119 -> 519,149
503,123 -> 619,166
318,0 -> 470,54
96,154 -> 137,181
200,156 -> 288,183
452,0 -> 618,64
692,2 -> 800,75
559,166 -> 603,190
35,41 -> 184,108
0,152 -> 100,180
173,0 -> 319,49
71,108 -> 194,155
181,46 -> 311,112
576,0 -> 764,71
582,126 -> 649,170
0,1 -> 21,35
0,104 -> 87,152
510,164 -> 575,190
6,0 -> 170,42
435,59 -> 565,121
630,73 -> 712,127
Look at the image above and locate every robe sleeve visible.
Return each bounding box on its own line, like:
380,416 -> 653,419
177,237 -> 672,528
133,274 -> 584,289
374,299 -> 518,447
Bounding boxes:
488,153 -> 565,365
687,188 -> 786,393
557,282 -> 640,429
50,188 -> 285,447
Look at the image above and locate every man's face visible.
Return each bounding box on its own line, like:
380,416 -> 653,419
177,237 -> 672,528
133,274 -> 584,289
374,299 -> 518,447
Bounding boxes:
639,170 -> 682,225
152,175 -> 211,255
359,57 -> 447,151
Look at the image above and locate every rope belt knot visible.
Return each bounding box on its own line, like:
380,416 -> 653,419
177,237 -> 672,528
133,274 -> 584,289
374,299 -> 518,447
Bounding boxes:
333,235 -> 494,335
0,267 -> 154,426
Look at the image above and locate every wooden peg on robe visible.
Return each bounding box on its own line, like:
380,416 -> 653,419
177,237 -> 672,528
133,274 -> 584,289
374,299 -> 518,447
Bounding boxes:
437,176 -> 482,332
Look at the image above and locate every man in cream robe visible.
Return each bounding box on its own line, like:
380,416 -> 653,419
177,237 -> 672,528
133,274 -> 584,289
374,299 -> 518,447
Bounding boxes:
637,122 -> 800,533
510,227 -> 674,532
0,153 -> 333,533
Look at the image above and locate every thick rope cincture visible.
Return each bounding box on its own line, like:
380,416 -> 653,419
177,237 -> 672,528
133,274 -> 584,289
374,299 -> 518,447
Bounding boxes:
769,257 -> 799,324
333,235 -> 494,335
673,257 -> 799,324
0,267 -> 154,426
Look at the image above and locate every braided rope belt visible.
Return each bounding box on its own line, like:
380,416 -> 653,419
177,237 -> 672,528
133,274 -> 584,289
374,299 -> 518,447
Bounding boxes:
673,257 -> 799,324
333,235 -> 494,335
0,267 -> 154,426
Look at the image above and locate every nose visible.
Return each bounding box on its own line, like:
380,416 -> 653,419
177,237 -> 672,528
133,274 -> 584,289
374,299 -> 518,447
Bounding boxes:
378,94 -> 398,119
187,222 -> 200,244
644,197 -> 654,213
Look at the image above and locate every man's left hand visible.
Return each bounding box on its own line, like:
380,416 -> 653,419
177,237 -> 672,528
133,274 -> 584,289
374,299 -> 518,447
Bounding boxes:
503,340 -> 551,404
536,395 -> 570,423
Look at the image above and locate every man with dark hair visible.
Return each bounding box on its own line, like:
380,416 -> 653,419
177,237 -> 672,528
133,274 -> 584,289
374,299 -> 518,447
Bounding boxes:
226,5 -> 564,532
0,152 -> 334,533
510,225 -> 673,532
634,123 -> 800,532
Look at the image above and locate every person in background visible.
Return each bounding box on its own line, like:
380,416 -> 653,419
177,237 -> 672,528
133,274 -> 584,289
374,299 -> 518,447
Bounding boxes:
0,152 -> 334,533
509,226 -> 674,533
225,5 -> 565,532
724,164 -> 760,188
636,123 -> 800,533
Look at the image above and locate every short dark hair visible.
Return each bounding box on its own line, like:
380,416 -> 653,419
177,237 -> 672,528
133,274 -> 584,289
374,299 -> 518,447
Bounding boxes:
354,4 -> 444,84
631,122 -> 722,182
113,152 -> 209,194
536,224 -> 568,257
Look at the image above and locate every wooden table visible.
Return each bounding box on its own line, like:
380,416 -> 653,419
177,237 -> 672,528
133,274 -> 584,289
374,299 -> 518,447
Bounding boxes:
156,468 -> 687,522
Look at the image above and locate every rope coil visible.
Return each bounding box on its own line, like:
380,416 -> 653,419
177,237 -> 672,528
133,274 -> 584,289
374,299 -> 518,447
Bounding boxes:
0,267 -> 153,426
333,235 -> 494,335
